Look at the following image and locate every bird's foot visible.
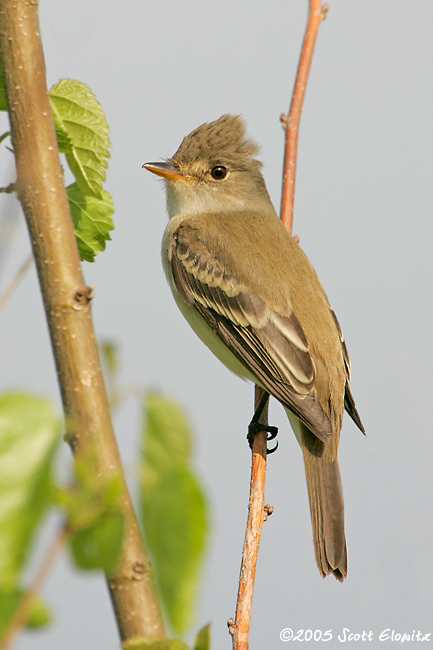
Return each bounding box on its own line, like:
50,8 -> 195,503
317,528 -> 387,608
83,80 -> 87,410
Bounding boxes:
247,422 -> 279,454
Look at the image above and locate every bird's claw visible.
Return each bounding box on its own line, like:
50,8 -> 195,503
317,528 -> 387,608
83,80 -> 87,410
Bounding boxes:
247,422 -> 279,454
266,426 -> 278,441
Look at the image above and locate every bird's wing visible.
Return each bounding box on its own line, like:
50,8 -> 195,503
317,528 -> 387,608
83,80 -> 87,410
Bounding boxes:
330,310 -> 365,434
170,226 -> 332,442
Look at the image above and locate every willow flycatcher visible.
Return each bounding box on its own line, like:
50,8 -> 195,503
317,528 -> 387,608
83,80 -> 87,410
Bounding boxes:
143,114 -> 364,581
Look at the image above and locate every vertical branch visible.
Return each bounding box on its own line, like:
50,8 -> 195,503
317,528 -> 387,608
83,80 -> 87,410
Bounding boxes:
230,388 -> 268,650
280,0 -> 328,232
0,0 -> 165,643
231,3 -> 328,649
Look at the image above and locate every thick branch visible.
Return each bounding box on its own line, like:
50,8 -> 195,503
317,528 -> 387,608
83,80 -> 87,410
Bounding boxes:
280,0 -> 328,232
0,0 -> 165,642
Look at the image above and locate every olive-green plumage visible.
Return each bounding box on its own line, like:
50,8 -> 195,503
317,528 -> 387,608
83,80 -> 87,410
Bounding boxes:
144,114 -> 364,580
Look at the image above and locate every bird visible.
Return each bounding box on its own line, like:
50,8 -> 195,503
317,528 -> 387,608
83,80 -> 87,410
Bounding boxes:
143,114 -> 364,581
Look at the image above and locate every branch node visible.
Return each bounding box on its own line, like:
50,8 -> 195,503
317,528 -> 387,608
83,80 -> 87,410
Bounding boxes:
264,504 -> 274,520
73,284 -> 94,309
227,618 -> 236,636
132,561 -> 146,581
280,112 -> 288,130
321,4 -> 329,21
293,234 -> 300,244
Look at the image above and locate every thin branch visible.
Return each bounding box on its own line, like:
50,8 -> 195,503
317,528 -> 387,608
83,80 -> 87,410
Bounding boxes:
0,524 -> 69,650
0,181 -> 16,193
0,253 -> 33,313
280,1 -> 328,233
0,0 -> 165,643
231,3 -> 327,648
230,387 -> 268,650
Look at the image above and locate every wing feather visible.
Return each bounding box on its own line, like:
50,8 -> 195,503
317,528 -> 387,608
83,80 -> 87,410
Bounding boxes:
170,228 -> 334,442
330,309 -> 365,434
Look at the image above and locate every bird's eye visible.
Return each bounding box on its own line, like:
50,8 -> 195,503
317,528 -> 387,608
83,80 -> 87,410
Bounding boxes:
211,165 -> 228,180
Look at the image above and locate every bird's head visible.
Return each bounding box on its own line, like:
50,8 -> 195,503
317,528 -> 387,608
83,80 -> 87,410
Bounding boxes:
143,114 -> 271,217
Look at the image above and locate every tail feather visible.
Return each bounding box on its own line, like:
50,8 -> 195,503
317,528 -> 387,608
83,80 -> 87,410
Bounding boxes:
303,448 -> 347,581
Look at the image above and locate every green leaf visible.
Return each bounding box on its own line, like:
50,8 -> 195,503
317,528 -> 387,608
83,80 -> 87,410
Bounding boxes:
52,115 -> 73,153
0,589 -> 51,636
0,131 -> 11,145
100,340 -> 119,375
69,510 -> 124,573
140,393 -> 208,635
99,339 -> 121,408
193,624 -> 210,650
62,451 -> 125,573
0,392 -> 60,589
122,639 -> 189,650
66,182 -> 114,262
49,79 -> 110,199
25,594 -> 52,628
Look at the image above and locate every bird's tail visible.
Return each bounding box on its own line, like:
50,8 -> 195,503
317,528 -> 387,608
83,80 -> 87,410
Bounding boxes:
302,447 -> 347,581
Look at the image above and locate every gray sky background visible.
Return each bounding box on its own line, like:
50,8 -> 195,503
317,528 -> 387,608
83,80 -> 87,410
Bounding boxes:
1,2 -> 432,649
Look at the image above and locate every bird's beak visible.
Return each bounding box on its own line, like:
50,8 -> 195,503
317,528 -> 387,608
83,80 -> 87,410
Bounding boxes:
142,161 -> 185,182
